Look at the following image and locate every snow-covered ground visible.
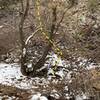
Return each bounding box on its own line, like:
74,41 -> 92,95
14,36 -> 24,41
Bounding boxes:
0,57 -> 66,90
0,53 -> 98,89
0,63 -> 37,89
0,53 -> 99,100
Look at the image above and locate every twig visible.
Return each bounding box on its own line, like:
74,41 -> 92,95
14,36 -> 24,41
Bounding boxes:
25,27 -> 41,45
54,7 -> 71,34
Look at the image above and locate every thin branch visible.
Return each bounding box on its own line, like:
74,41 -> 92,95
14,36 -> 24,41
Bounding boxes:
3,23 -> 17,31
19,0 -> 30,50
25,27 -> 41,45
54,6 -> 71,34
20,0 -> 24,13
55,0 -> 78,34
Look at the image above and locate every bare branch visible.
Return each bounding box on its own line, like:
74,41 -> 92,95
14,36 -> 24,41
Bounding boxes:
25,27 -> 41,45
19,0 -> 30,50
54,7 -> 71,34
20,0 -> 24,13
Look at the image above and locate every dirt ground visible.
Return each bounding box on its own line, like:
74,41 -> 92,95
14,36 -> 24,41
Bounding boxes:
0,84 -> 31,100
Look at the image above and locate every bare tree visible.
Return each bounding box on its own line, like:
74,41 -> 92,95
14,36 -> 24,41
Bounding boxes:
19,0 -> 74,76
19,0 -> 30,75
19,0 -> 57,76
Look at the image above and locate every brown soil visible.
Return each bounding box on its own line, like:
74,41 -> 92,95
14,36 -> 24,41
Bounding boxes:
0,84 -> 31,100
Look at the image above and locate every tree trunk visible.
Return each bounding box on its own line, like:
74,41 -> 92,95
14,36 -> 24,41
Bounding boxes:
19,0 -> 30,76
30,7 -> 57,77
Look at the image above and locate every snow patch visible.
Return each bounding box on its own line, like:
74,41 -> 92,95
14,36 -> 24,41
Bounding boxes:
0,63 -> 35,89
30,93 -> 48,100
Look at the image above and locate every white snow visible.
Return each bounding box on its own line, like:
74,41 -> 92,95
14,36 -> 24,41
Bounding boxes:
46,52 -> 63,67
66,71 -> 73,80
30,93 -> 41,100
27,63 -> 33,72
0,63 -> 36,89
87,63 -> 99,69
64,86 -> 68,91
30,93 -> 48,100
0,54 -> 98,94
75,93 -> 89,100
48,68 -> 55,75
55,69 -> 65,78
0,25 -> 3,28
39,96 -> 48,100
23,48 -> 26,56
75,95 -> 83,100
